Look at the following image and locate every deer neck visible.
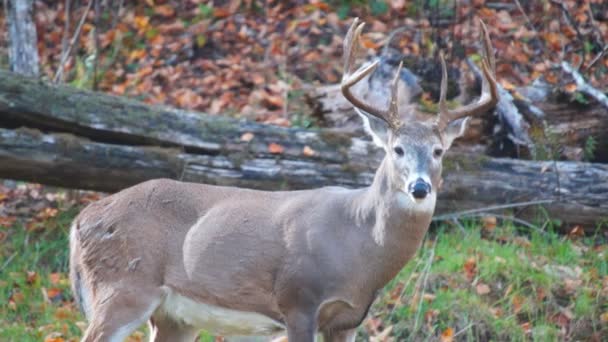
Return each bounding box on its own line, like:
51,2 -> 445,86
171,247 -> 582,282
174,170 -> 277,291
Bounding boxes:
350,157 -> 435,285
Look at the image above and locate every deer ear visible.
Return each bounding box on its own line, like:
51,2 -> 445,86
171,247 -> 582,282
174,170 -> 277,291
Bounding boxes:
443,117 -> 470,150
356,109 -> 390,149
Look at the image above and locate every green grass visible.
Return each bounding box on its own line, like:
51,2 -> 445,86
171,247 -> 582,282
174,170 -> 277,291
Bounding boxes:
1,208 -> 606,341
365,221 -> 608,341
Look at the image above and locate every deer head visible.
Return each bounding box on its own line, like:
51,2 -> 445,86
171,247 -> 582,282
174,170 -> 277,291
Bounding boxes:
342,18 -> 498,203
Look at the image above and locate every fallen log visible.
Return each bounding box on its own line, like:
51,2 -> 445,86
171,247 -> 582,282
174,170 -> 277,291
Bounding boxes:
0,70 -> 606,229
308,77 -> 608,162
1,127 -> 607,230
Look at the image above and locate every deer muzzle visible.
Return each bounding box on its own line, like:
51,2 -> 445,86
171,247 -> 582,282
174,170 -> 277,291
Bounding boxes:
408,178 -> 431,200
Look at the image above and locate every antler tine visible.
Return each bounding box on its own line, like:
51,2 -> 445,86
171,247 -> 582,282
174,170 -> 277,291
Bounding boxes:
341,18 -> 401,129
388,61 -> 403,127
436,19 -> 499,131
438,51 -> 449,117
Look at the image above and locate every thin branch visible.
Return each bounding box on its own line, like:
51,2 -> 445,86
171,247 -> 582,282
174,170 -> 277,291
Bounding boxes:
454,323 -> 475,338
550,0 -> 587,68
92,0 -> 101,90
453,213 -> 547,234
514,0 -> 538,35
584,45 -> 608,72
433,199 -> 555,221
54,0 -> 94,83
58,0 -> 72,83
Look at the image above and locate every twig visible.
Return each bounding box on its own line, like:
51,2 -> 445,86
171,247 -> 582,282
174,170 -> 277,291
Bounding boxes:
58,0 -> 72,83
550,0 -> 587,68
561,61 -> 608,109
453,323 -> 475,337
54,0 -> 94,83
584,45 -> 608,72
587,2 -> 606,48
453,213 -> 546,234
92,0 -> 101,90
514,0 -> 538,35
0,252 -> 17,272
433,199 -> 555,221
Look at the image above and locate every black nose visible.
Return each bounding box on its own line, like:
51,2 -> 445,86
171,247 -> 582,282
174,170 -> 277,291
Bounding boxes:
408,178 -> 431,199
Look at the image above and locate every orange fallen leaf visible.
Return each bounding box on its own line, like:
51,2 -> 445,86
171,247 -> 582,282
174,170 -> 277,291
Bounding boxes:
463,257 -> 477,281
49,273 -> 62,285
44,334 -> 65,342
268,143 -> 285,154
440,327 -> 454,342
47,288 -> 63,301
564,83 -> 577,93
133,16 -> 150,32
512,294 -> 523,313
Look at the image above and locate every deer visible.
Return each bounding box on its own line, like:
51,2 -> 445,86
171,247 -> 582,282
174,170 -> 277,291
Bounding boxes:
69,18 -> 498,342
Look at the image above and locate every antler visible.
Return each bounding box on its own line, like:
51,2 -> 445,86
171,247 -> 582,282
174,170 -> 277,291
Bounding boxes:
341,18 -> 403,130
436,20 -> 499,131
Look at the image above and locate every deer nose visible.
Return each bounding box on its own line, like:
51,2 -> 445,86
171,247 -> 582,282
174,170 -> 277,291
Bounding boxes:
408,178 -> 431,200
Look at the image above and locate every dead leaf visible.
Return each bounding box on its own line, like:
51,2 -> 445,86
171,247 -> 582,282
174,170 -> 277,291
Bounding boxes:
46,288 -> 63,302
482,216 -> 497,231
440,327 -> 454,342
44,332 -> 65,342
302,146 -> 316,157
240,132 -> 255,142
512,295 -> 523,313
568,225 -> 585,238
49,273 -> 62,285
564,83 -> 577,93
520,322 -> 532,334
476,283 -> 491,295
463,257 -> 477,281
27,270 -> 39,284
0,215 -> 17,227
268,143 -> 285,154
154,4 -> 175,18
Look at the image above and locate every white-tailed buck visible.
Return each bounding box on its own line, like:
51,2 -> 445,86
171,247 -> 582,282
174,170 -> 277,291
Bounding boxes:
70,18 -> 498,342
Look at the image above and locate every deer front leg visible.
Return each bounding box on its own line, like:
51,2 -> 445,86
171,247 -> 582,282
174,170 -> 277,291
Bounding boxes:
285,311 -> 318,342
322,328 -> 357,342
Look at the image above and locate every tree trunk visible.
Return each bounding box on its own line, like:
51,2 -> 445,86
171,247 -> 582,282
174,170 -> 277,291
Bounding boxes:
4,0 -> 39,77
0,70 -> 606,229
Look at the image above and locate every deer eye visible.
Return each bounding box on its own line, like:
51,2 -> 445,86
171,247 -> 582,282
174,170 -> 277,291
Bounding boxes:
394,146 -> 404,156
433,147 -> 444,158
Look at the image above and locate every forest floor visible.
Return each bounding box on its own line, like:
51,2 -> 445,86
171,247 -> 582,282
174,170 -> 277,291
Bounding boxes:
0,1 -> 606,127
0,184 -> 606,342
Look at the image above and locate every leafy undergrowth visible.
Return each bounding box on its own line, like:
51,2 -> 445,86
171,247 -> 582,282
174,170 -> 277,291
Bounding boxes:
1,184 -> 607,341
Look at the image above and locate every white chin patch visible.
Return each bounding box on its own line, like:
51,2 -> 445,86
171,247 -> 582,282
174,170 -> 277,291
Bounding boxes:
397,190 -> 436,213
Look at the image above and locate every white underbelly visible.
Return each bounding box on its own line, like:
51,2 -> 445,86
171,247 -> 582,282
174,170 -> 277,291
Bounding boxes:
158,289 -> 285,336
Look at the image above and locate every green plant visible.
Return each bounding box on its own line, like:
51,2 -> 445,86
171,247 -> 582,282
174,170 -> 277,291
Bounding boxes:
583,135 -> 597,161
